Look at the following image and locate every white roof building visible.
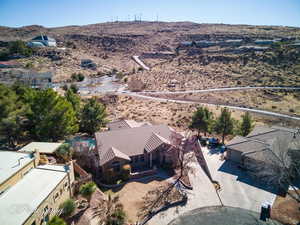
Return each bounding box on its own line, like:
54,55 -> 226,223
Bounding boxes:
19,142 -> 62,154
0,151 -> 34,185
0,165 -> 69,225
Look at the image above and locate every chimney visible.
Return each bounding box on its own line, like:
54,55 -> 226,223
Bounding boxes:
33,149 -> 40,167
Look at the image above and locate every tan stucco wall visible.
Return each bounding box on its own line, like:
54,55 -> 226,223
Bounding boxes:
0,160 -> 35,193
23,174 -> 72,225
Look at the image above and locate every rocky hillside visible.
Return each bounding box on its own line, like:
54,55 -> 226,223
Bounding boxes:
0,22 -> 299,87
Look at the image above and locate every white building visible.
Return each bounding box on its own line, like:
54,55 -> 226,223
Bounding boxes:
27,35 -> 57,47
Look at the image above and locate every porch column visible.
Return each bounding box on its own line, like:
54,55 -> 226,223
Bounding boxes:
149,153 -> 152,168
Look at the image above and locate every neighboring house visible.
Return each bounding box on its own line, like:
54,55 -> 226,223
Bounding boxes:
107,119 -> 152,131
95,123 -> 178,175
0,150 -> 75,225
0,69 -> 53,89
226,126 -> 299,168
27,35 -> 57,47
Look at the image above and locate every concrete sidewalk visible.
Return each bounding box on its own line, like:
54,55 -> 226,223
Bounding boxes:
202,147 -> 277,213
148,154 -> 221,225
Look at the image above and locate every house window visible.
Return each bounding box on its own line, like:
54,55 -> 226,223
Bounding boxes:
134,156 -> 139,163
43,206 -> 48,213
141,155 -> 145,162
112,161 -> 120,172
54,192 -> 59,202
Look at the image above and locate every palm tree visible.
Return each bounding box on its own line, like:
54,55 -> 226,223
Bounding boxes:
93,194 -> 126,225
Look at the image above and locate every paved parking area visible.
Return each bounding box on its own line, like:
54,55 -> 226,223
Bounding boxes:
202,147 -> 277,213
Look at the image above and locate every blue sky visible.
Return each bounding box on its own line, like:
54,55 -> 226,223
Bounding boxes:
0,0 -> 300,28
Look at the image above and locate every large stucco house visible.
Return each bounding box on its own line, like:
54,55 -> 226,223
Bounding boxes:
0,149 -> 75,225
95,120 -> 179,175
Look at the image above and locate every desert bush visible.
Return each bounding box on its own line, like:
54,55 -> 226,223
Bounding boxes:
127,79 -> 145,92
60,199 -> 76,217
79,182 -> 97,200
120,164 -> 131,181
9,40 -> 33,57
70,84 -> 79,93
71,73 -> 85,82
47,216 -> 66,225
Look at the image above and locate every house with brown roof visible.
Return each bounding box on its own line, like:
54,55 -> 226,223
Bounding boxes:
95,123 -> 178,175
107,119 -> 152,131
226,126 -> 299,167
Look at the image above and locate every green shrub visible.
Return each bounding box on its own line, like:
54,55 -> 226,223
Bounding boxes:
71,73 -> 85,82
47,216 -> 66,225
56,143 -> 73,162
120,164 -> 131,181
9,40 -> 33,57
60,199 -> 76,217
70,84 -> 78,93
62,84 -> 68,91
79,182 -> 96,199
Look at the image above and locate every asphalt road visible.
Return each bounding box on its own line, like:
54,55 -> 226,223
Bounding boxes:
121,91 -> 300,121
139,86 -> 300,94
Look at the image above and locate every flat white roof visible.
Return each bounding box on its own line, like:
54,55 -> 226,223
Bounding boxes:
0,151 -> 34,185
19,142 -> 62,154
37,164 -> 67,172
0,166 -> 67,225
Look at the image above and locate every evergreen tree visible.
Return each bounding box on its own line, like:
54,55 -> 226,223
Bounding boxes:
65,89 -> 81,118
26,89 -> 78,141
0,84 -> 27,148
239,112 -> 254,136
80,98 -> 108,135
189,107 -> 213,137
214,107 -> 234,144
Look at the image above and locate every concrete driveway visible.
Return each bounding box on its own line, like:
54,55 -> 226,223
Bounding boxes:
149,154 -> 221,225
202,147 -> 277,213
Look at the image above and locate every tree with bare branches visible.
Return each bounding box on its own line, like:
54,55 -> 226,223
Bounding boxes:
138,131 -> 195,221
